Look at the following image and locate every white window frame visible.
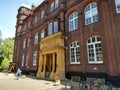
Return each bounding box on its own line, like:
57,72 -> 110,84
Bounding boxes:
69,12 -> 78,31
55,0 -> 59,8
34,33 -> 38,45
70,41 -> 80,64
41,29 -> 45,38
33,51 -> 37,66
115,0 -> 120,13
48,23 -> 53,35
84,2 -> 98,25
50,2 -> 54,12
87,36 -> 103,64
21,54 -> 25,66
54,21 -> 58,33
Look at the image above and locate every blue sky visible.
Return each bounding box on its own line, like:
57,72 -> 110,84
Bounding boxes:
0,0 -> 44,39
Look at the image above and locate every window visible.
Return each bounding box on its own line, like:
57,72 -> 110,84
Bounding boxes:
87,36 -> 103,64
28,21 -> 31,27
48,23 -> 53,35
41,29 -> 45,38
34,33 -> 38,45
33,51 -> 37,66
27,38 -> 30,47
23,39 -> 26,49
54,21 -> 58,33
21,54 -> 25,66
55,0 -> 59,8
34,15 -> 37,23
115,0 -> 120,13
70,41 -> 80,64
84,3 -> 98,25
41,10 -> 45,19
50,2 -> 54,12
26,54 -> 28,66
23,24 -> 26,30
69,12 -> 78,31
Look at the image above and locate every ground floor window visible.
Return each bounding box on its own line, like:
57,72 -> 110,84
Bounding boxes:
70,41 -> 80,64
87,36 -> 103,64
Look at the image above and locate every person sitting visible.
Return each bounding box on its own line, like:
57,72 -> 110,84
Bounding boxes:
16,68 -> 22,80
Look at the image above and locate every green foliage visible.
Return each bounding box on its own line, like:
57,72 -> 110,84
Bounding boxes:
0,38 -> 14,70
1,58 -> 10,70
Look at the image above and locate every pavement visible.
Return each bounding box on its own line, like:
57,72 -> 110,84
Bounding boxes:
0,72 -> 120,90
0,72 -> 79,90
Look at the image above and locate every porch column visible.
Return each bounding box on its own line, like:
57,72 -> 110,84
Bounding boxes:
52,53 -> 55,72
43,54 -> 46,72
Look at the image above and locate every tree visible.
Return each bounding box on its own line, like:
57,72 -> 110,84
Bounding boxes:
0,30 -> 3,66
0,38 -> 14,70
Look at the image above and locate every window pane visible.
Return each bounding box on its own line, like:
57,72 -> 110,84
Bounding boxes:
50,2 -> 54,11
54,22 -> 58,33
55,0 -> 59,8
48,23 -> 52,35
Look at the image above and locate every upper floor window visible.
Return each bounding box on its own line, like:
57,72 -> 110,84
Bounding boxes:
70,41 -> 80,64
50,2 -> 54,12
21,54 -> 25,66
27,38 -> 30,47
55,0 -> 59,8
34,33 -> 38,45
54,21 -> 58,33
115,0 -> 120,13
41,29 -> 45,38
48,23 -> 53,35
23,39 -> 26,49
23,24 -> 26,30
69,12 -> 78,31
34,15 -> 38,23
87,36 -> 103,64
33,51 -> 37,66
84,3 -> 98,25
41,10 -> 45,19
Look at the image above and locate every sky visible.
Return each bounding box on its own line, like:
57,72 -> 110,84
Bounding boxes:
0,0 -> 44,39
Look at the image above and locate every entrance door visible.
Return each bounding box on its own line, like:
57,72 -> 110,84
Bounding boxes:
45,54 -> 52,78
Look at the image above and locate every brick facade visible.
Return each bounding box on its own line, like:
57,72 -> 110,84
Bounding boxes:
14,0 -> 120,84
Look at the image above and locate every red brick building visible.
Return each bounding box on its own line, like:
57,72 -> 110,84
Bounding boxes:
14,0 -> 120,87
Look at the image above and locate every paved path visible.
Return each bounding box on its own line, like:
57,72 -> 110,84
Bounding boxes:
0,72 -> 75,90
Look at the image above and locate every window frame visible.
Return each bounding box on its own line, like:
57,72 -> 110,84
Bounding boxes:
23,39 -> 26,49
48,23 -> 53,35
34,33 -> 38,45
54,21 -> 58,33
87,36 -> 103,64
70,41 -> 80,64
50,2 -> 54,12
115,0 -> 120,13
41,29 -> 45,39
21,54 -> 25,66
69,12 -> 79,31
33,51 -> 38,66
84,2 -> 98,25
